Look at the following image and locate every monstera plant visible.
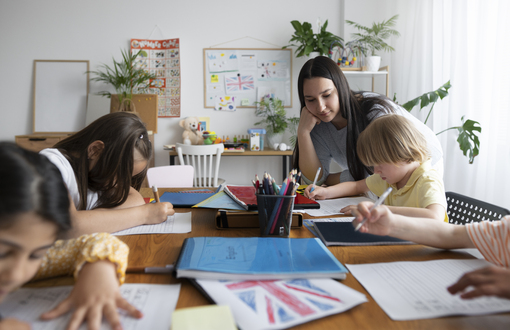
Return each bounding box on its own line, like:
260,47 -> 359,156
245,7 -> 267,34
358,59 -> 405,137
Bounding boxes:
397,81 -> 482,164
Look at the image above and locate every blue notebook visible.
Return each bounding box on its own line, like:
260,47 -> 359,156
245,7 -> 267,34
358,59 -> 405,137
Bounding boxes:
175,237 -> 348,280
160,190 -> 215,208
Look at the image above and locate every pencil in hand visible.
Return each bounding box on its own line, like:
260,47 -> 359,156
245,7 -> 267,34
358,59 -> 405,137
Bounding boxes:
310,167 -> 321,193
152,186 -> 160,203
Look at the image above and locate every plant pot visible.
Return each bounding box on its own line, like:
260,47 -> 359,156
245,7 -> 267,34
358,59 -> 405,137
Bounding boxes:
267,132 -> 284,149
365,56 -> 381,72
308,51 -> 321,59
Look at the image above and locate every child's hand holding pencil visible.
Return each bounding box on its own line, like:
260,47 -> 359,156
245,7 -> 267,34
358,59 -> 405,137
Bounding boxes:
146,186 -> 175,224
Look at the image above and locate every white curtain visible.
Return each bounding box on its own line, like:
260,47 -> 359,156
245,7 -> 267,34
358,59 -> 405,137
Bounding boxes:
389,0 -> 510,209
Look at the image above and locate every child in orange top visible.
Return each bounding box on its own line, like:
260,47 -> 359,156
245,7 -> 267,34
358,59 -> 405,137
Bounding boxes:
0,143 -> 140,329
305,115 -> 447,222
353,202 -> 510,300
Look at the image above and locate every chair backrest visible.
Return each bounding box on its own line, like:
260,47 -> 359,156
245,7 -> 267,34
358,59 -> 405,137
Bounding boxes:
446,191 -> 510,225
176,143 -> 224,187
146,165 -> 194,188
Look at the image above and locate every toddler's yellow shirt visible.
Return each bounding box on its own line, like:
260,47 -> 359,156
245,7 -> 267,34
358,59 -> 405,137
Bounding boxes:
366,160 -> 448,222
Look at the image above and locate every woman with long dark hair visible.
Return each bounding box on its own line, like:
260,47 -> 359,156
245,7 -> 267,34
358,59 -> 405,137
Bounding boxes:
293,56 -> 443,186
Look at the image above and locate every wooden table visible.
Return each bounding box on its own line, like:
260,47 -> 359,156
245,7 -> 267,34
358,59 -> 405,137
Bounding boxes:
30,188 -> 510,329
168,149 -> 293,180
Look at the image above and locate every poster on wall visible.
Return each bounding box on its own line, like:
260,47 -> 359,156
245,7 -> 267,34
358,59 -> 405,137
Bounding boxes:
131,38 -> 180,117
203,48 -> 292,108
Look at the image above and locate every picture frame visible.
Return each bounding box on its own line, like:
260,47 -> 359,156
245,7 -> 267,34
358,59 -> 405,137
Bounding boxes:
33,60 -> 89,133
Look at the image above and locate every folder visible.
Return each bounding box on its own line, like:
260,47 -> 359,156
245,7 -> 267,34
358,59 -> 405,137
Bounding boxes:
160,190 -> 215,208
314,221 -> 414,246
175,237 -> 348,280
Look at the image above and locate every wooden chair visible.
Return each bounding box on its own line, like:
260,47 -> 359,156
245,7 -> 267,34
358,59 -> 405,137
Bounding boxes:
146,165 -> 194,188
176,143 -> 225,187
446,191 -> 510,225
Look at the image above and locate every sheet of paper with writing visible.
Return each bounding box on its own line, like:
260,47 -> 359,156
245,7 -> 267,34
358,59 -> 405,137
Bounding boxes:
113,212 -> 191,236
0,284 -> 181,330
305,196 -> 373,217
347,259 -> 510,320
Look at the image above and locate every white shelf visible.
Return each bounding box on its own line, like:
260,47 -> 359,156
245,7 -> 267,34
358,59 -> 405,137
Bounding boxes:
342,71 -> 388,76
341,66 -> 389,96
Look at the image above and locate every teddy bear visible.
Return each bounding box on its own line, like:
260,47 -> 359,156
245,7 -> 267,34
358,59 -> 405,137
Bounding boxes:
179,116 -> 204,145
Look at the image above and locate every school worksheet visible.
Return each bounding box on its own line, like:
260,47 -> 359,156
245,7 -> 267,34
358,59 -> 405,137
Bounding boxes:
305,196 -> 373,217
0,284 -> 181,330
347,259 -> 510,320
112,212 -> 191,235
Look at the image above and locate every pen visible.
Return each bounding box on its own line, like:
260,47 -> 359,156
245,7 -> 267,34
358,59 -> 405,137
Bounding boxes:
152,185 -> 160,203
126,264 -> 174,274
309,167 -> 321,193
354,186 -> 393,232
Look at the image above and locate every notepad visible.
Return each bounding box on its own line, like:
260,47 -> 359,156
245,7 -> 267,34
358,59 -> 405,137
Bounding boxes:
175,237 -> 348,280
223,185 -> 319,210
160,190 -> 215,207
172,305 -> 237,330
314,221 -> 414,246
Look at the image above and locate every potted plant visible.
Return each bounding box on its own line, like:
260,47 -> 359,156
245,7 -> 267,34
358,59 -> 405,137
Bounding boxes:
254,96 -> 298,149
395,81 -> 482,164
346,14 -> 400,71
88,48 -> 156,111
283,19 -> 343,58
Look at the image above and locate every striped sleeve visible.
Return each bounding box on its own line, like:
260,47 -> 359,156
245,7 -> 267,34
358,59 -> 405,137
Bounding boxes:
466,216 -> 510,267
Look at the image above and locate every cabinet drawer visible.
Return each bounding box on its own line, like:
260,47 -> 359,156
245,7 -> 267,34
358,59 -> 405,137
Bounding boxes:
15,137 -> 61,152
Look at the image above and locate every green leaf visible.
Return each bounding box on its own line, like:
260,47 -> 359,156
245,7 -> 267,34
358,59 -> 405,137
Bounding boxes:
419,94 -> 430,109
456,117 -> 482,164
290,20 -> 302,33
402,97 -> 420,111
428,91 -> 438,103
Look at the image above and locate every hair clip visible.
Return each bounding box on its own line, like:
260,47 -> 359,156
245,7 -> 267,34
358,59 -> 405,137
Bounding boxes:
140,134 -> 144,139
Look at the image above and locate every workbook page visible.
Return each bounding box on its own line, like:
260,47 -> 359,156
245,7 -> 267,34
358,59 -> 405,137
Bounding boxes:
347,259 -> 510,320
0,284 -> 181,330
305,196 -> 373,217
113,212 -> 191,235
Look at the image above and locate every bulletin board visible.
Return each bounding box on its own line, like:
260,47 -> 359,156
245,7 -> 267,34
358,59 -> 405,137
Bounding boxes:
203,48 -> 292,109
33,60 -> 89,133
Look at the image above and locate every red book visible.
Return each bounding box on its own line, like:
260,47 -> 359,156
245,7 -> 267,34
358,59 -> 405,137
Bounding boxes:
223,186 -> 319,211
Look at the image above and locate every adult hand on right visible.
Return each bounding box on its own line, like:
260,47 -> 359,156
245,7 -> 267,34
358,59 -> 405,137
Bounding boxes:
447,266 -> 510,300
145,202 -> 175,225
297,107 -> 321,136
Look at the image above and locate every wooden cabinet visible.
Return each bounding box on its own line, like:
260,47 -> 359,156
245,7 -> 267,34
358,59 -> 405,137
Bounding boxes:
15,134 -> 71,152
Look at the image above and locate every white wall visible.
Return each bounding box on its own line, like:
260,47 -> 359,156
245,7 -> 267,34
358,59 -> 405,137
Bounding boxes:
0,0 -> 342,184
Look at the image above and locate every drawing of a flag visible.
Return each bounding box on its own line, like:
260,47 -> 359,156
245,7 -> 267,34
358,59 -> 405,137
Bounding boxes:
226,279 -> 342,326
225,74 -> 254,92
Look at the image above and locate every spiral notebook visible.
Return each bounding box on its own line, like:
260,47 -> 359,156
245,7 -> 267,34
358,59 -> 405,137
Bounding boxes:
314,221 -> 414,246
223,185 -> 319,210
